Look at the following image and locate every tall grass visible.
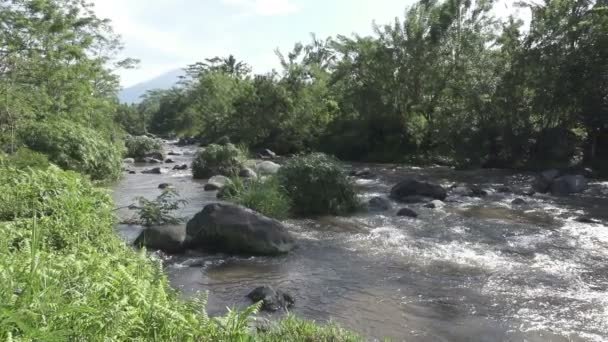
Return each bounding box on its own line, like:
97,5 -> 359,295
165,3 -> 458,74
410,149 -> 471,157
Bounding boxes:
0,165 -> 359,341
124,135 -> 164,160
18,119 -> 124,181
222,176 -> 292,220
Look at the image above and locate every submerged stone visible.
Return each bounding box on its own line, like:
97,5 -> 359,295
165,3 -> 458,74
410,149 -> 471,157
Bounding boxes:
247,286 -> 295,312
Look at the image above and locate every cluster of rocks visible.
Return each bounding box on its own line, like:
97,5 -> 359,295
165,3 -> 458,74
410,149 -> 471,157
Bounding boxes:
135,203 -> 296,256
532,169 -> 588,196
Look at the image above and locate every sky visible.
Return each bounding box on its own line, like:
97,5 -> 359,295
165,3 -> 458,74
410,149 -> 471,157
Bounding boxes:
91,0 -> 523,88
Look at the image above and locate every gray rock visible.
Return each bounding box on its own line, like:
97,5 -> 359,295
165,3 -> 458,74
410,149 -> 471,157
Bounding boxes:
532,169 -> 561,193
128,170 -> 136,174
204,175 -> 232,191
168,151 -> 182,156
511,198 -> 526,205
247,286 -> 295,312
142,167 -> 163,174
451,186 -> 470,196
368,196 -> 392,212
256,161 -> 281,175
497,186 -> 512,193
469,186 -> 488,197
550,175 -> 588,196
165,158 -> 175,163
424,200 -> 445,209
134,225 -> 186,253
123,158 -> 135,164
145,152 -> 164,161
173,164 -> 188,170
575,216 -> 600,224
397,208 -> 419,218
349,169 -> 375,179
186,203 -> 296,255
390,179 -> 447,202
258,149 -> 277,159
239,167 -> 257,178
158,183 -> 172,190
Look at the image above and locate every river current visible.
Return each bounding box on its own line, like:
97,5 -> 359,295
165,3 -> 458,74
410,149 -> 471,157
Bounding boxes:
112,142 -> 608,341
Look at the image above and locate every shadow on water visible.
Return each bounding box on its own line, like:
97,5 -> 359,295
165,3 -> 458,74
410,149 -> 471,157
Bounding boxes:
112,143 -> 608,341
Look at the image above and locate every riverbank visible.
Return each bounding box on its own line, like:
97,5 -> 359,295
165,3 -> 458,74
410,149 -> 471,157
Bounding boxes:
0,163 -> 359,341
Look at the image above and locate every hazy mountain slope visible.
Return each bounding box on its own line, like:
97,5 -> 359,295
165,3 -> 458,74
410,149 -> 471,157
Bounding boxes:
119,69 -> 184,103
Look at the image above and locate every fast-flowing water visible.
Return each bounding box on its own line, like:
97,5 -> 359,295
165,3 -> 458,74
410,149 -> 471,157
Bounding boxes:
112,142 -> 608,341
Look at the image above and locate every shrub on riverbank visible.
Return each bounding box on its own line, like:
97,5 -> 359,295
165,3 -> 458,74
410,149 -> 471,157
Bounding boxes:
124,135 -> 164,160
222,176 -> 292,220
0,165 -> 359,340
18,120 -> 123,181
192,143 -> 246,179
278,153 -> 360,216
0,147 -> 50,170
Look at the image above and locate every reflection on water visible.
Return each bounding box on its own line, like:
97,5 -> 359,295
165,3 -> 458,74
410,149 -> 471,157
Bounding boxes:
112,142 -> 608,341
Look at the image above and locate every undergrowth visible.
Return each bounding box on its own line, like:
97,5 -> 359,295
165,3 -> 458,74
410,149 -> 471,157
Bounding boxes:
0,165 -> 359,341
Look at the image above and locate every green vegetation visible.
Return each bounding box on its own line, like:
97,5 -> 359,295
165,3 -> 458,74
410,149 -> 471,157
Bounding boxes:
278,154 -> 360,216
192,143 -> 247,179
135,189 -> 188,226
18,120 -> 123,181
222,176 -> 292,220
0,0 -> 359,339
0,164 -> 359,341
0,148 -> 50,170
124,135 -> 164,160
128,1 -> 608,173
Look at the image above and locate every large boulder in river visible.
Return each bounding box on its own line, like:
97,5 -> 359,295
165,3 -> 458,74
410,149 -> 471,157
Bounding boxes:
532,169 -> 561,193
185,203 -> 296,255
135,225 -> 186,253
397,207 -> 419,218
390,179 -> 447,203
550,175 -> 588,196
256,161 -> 281,175
247,286 -> 295,312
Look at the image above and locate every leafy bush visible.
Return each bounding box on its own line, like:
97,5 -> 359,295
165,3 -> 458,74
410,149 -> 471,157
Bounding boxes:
135,189 -> 187,226
124,135 -> 164,160
277,153 -> 360,216
222,176 -> 292,220
192,143 -> 246,179
0,148 -> 50,170
0,166 -> 115,250
18,120 -> 123,181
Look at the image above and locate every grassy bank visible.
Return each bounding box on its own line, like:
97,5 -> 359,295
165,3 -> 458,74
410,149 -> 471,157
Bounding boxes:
0,165 -> 358,341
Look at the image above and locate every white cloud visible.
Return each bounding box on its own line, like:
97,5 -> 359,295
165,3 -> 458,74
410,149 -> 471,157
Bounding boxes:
91,0 -> 231,86
222,0 -> 299,16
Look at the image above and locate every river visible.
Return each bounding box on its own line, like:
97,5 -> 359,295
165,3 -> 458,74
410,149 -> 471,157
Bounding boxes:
112,142 -> 608,342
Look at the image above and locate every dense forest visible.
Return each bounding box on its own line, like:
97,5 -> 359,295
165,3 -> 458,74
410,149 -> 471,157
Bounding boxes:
0,0 -> 607,340
119,0 -> 608,172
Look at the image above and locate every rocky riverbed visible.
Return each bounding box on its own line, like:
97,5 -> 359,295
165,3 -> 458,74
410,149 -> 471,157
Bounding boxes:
113,141 -> 608,341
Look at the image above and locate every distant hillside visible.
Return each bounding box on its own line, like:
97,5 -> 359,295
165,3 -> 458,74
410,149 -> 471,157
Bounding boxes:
119,69 -> 184,103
